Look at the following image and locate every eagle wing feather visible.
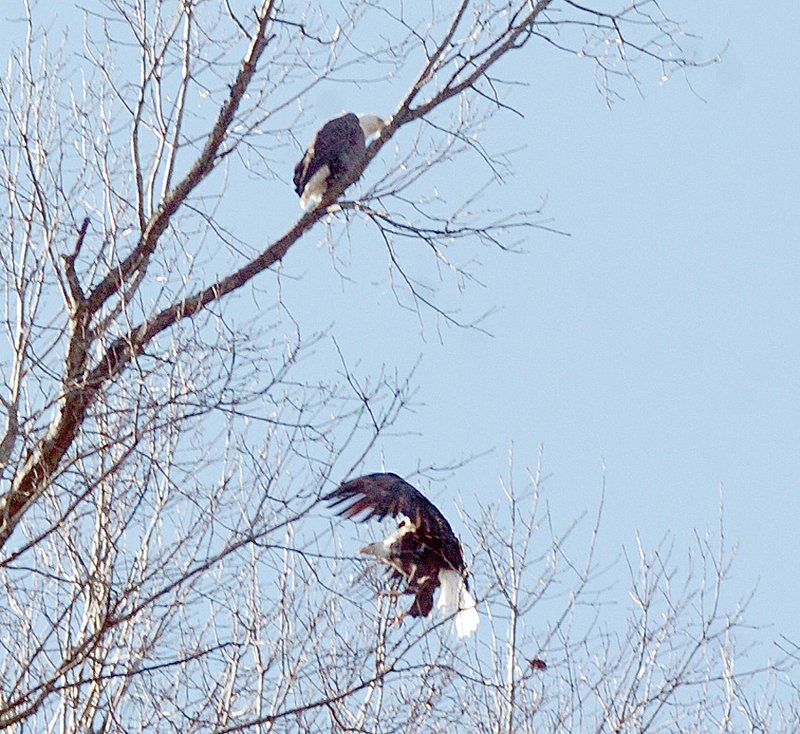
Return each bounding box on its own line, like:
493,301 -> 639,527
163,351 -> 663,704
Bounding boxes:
323,472 -> 465,571
293,113 -> 365,198
324,472 -> 478,636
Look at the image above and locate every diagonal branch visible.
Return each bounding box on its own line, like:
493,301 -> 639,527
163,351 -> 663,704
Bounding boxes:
85,0 -> 276,320
0,1 -> 277,551
0,0 -> 552,551
403,0 -> 553,123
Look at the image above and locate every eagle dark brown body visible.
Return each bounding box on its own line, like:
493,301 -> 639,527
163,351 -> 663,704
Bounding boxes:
293,113 -> 384,209
324,472 -> 479,638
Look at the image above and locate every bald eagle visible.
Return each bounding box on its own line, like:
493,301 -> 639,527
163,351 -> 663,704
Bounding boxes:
293,113 -> 385,210
324,472 -> 479,639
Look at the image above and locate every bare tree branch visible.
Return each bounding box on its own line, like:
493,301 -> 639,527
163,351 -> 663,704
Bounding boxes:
1,3 -> 779,733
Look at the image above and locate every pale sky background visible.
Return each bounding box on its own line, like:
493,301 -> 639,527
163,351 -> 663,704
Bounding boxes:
267,0 -> 800,644
2,0 -> 797,661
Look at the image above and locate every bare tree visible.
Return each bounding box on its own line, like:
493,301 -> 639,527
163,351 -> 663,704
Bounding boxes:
2,1 -> 785,733
309,454 -> 797,734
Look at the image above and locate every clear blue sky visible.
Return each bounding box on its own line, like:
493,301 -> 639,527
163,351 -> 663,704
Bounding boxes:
271,0 -> 800,644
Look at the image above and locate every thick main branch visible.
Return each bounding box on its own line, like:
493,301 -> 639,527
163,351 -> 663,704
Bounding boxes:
0,1 -> 277,551
0,0 -> 552,552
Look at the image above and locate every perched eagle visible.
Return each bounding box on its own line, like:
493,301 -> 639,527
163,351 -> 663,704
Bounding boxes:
324,472 -> 479,639
293,113 -> 385,209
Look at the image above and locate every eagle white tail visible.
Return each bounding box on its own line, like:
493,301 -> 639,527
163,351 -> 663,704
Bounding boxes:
437,569 -> 479,639
299,165 -> 330,210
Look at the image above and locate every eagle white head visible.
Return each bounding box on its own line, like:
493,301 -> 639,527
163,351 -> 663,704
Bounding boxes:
357,113 -> 386,140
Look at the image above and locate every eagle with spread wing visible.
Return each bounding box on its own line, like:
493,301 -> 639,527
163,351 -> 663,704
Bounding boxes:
324,472 -> 479,639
